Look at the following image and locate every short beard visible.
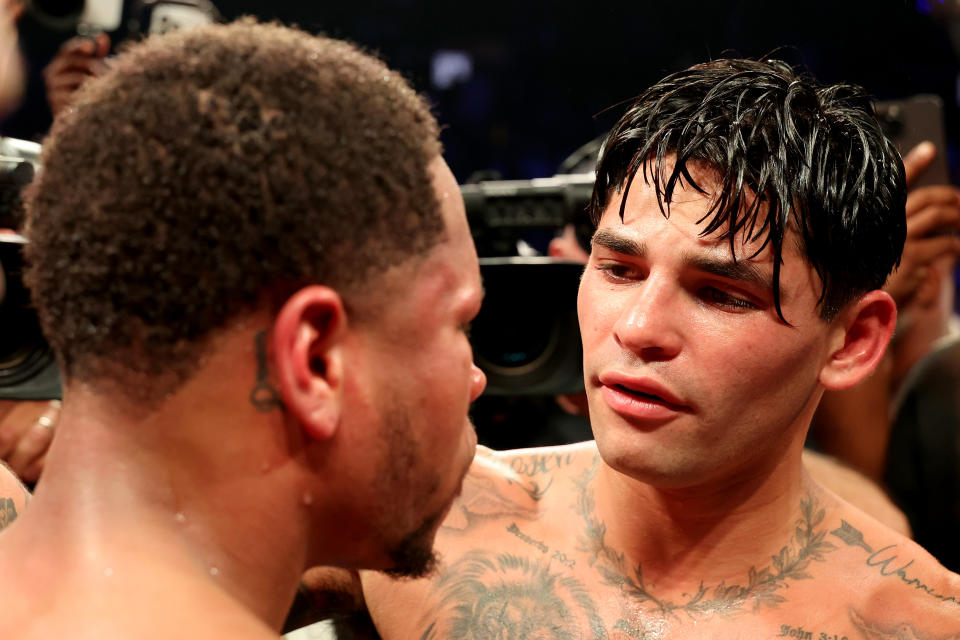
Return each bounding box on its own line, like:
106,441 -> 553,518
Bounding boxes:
380,508 -> 444,580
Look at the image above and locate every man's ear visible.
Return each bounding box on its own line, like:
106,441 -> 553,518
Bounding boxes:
819,290 -> 897,391
271,285 -> 347,441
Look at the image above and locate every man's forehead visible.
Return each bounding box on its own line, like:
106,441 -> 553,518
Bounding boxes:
598,186 -> 784,267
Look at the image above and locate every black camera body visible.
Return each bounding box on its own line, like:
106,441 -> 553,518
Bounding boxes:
462,174 -> 593,396
0,137 -> 61,400
472,257 -> 583,396
0,235 -> 60,400
24,0 -> 219,39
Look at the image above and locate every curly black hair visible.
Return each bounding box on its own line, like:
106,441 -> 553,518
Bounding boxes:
591,58 -> 907,322
23,19 -> 444,398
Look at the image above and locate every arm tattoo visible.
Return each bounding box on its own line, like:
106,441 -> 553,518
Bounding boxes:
249,330 -> 284,413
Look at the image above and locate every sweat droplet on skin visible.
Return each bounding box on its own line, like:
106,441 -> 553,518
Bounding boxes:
104,567 -> 113,577
302,492 -> 314,506
174,512 -> 186,523
209,567 -> 219,577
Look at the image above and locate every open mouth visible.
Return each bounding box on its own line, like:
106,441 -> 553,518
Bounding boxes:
614,384 -> 664,402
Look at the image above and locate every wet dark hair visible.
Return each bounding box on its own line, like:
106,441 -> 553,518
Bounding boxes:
591,58 -> 907,322
24,19 -> 444,399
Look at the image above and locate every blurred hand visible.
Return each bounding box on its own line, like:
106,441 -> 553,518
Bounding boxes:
0,1 -> 23,48
43,33 -> 111,118
0,0 -> 25,115
0,399 -> 60,484
885,141 -> 960,307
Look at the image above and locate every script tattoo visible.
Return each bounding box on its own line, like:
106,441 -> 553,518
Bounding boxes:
848,607 -> 960,639
507,523 -> 576,569
505,452 -> 578,500
420,551 -> 607,640
508,452 -> 575,478
574,462 -> 836,619
831,522 -> 960,607
0,497 -> 17,530
249,330 -> 283,412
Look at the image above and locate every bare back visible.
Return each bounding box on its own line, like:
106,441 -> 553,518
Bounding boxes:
361,443 -> 960,639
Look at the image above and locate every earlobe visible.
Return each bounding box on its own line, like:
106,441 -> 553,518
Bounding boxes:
271,286 -> 347,441
819,290 -> 897,391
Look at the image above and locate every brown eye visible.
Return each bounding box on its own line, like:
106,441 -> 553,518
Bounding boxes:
596,264 -> 639,281
702,287 -> 756,311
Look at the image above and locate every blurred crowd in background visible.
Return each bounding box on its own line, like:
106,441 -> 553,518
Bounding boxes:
3,0 -> 959,184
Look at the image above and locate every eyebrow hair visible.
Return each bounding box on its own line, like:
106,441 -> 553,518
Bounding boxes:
592,228 -> 776,297
685,253 -> 774,294
591,229 -> 646,257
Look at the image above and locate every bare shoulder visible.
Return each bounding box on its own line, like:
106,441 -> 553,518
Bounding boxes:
360,461 -> 960,640
362,442 -> 603,639
811,489 -> 960,637
440,441 -> 598,532
802,449 -> 910,535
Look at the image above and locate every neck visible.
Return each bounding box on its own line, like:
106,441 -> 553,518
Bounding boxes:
588,436 -> 812,590
20,389 -> 308,630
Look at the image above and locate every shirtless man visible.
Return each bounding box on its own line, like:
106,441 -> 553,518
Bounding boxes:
321,58 -> 960,638
0,20 -> 485,637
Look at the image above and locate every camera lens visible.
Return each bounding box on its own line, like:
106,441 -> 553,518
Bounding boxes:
469,258 -> 584,396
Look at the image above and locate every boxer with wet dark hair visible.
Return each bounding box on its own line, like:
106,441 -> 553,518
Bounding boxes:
316,58 -> 960,639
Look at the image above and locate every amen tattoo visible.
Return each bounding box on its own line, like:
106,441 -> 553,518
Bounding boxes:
249,331 -> 284,413
831,521 -> 960,606
574,462 -> 836,620
509,452 -> 576,478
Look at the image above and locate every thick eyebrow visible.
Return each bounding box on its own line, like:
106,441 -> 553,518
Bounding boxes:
685,252 -> 774,295
592,228 -> 776,296
591,229 -> 646,258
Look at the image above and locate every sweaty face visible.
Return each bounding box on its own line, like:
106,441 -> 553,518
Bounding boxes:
578,164 -> 841,490
357,157 -> 485,576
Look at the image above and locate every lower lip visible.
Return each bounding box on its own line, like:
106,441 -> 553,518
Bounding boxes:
600,385 -> 685,422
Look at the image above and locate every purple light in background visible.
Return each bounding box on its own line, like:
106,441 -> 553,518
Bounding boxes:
915,0 -> 944,15
431,51 -> 473,91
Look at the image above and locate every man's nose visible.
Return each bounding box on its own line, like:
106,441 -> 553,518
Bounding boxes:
612,273 -> 682,360
469,364 -> 487,402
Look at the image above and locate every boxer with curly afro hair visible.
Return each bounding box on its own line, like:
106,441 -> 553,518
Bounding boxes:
25,19 -> 445,402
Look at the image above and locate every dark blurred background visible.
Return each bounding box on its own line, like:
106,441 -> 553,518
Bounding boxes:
4,0 -> 959,184
4,0 -> 960,453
